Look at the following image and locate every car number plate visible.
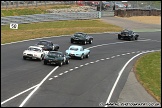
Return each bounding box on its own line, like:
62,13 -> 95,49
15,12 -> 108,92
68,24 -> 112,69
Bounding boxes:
70,54 -> 74,56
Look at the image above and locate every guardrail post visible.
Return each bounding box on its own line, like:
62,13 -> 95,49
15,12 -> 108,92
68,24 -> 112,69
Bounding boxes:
98,11 -> 101,18
36,1 -> 37,7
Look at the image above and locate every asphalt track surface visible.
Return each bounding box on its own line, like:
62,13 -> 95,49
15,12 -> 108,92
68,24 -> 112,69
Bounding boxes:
1,17 -> 161,107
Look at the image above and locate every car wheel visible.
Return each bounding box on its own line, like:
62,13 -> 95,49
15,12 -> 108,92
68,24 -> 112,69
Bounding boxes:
59,61 -> 63,66
71,39 -> 74,43
89,39 -> 93,44
86,53 -> 90,58
83,40 -> 86,45
57,46 -> 59,50
135,37 -> 138,40
23,56 -> 26,60
66,59 -> 69,64
40,55 -> 43,61
80,55 -> 84,60
118,35 -> 121,39
130,37 -> 135,41
44,61 -> 47,65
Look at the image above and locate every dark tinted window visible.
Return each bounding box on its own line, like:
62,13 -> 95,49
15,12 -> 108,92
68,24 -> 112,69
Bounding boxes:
37,41 -> 48,45
70,47 -> 78,51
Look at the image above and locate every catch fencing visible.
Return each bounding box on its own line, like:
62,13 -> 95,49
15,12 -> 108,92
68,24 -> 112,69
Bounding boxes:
1,12 -> 101,25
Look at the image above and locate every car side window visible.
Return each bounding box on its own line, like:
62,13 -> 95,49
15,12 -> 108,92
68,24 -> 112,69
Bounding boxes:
51,42 -> 53,46
80,47 -> 83,51
49,42 -> 52,46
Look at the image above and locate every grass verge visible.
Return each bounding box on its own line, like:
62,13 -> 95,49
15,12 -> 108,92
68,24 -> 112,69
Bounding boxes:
134,51 -> 161,103
1,19 -> 123,44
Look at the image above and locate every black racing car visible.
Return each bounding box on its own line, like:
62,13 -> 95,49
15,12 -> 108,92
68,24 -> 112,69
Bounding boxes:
118,29 -> 139,41
71,32 -> 93,45
43,51 -> 70,66
35,40 -> 59,51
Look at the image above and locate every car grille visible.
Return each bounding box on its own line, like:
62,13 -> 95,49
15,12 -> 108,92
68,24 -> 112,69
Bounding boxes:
27,54 -> 33,56
70,54 -> 75,56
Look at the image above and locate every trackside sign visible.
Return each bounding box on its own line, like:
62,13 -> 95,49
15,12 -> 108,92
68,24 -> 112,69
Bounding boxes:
10,23 -> 18,29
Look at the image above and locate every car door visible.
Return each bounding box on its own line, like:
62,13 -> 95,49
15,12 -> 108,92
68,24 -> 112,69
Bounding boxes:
80,47 -> 85,56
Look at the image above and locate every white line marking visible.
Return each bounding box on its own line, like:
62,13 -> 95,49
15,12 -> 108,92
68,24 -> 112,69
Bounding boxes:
75,67 -> 79,69
1,35 -> 70,45
19,66 -> 59,107
90,62 -> 94,64
59,73 -> 63,76
49,78 -> 53,80
54,75 -> 58,78
122,54 -> 126,55
69,69 -> 73,71
80,65 -> 84,67
64,71 -> 69,73
126,53 -> 130,54
116,55 -> 120,57
105,50 -> 161,107
111,56 -> 115,58
100,59 -> 105,61
95,60 -> 100,62
106,58 -> 110,60
131,52 -> 135,53
1,84 -> 38,105
138,39 -> 151,41
85,63 -> 89,65
87,41 -> 132,49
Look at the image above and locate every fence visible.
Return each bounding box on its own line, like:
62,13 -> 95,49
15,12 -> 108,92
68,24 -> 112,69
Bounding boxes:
1,1 -> 76,8
1,1 -> 161,10
1,12 -> 100,25
115,9 -> 161,17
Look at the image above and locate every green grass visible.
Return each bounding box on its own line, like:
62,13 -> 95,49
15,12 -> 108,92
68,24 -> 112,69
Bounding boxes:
1,19 -> 123,44
135,51 -> 161,102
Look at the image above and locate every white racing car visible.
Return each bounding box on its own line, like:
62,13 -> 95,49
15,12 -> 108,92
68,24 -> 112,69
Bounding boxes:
23,46 -> 49,60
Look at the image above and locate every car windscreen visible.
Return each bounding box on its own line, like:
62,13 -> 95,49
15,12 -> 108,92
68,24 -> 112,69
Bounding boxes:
37,41 -> 48,45
47,52 -> 61,57
69,47 -> 78,51
121,31 -> 129,35
28,47 -> 41,52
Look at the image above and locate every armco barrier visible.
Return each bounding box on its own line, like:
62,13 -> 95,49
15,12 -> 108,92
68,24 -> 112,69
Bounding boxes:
1,12 -> 100,25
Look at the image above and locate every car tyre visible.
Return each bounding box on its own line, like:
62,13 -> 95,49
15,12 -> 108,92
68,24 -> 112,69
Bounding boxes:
86,53 -> 90,58
83,40 -> 86,45
59,61 -> 63,67
135,37 -> 138,40
130,36 -> 135,41
89,39 -> 93,44
23,56 -> 26,60
118,35 -> 121,39
44,61 -> 47,65
66,59 -> 69,64
80,54 -> 84,60
71,39 -> 74,43
39,55 -> 43,61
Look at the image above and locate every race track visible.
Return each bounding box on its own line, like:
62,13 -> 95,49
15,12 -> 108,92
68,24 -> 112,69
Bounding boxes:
1,31 -> 161,107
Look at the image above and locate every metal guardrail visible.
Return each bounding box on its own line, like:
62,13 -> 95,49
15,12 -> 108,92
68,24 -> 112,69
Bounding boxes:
1,12 -> 100,25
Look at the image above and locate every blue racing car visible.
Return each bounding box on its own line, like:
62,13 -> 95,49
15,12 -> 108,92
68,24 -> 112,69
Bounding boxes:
65,45 -> 90,60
